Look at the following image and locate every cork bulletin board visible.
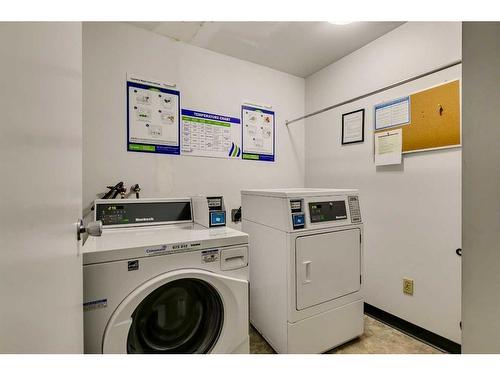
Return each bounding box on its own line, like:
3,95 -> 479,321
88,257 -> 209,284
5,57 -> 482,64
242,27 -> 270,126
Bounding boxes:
400,80 -> 461,153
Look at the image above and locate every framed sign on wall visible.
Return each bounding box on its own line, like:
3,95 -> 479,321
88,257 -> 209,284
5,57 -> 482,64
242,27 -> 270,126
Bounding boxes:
342,108 -> 365,145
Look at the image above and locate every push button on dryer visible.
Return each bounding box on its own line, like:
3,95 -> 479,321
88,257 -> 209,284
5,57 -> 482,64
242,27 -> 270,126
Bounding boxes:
292,213 -> 305,229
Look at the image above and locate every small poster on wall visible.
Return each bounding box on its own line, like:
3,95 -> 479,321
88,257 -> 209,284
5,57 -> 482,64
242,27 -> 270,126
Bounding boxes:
241,104 -> 275,162
374,96 -> 410,130
127,74 -> 181,155
181,109 -> 242,159
342,109 -> 365,145
374,128 -> 402,166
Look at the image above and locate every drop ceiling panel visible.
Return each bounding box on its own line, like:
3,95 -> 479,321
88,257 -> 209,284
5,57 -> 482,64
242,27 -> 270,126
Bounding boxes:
128,21 -> 404,77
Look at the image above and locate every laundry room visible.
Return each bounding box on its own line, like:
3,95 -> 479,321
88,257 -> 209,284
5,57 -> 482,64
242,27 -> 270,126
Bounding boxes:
1,1 -> 500,373
80,19 -> 462,355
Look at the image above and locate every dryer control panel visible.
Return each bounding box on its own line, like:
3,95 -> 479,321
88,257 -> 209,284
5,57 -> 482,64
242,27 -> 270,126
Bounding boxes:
347,195 -> 362,223
290,199 -> 305,230
309,201 -> 347,223
241,188 -> 362,233
287,193 -> 362,231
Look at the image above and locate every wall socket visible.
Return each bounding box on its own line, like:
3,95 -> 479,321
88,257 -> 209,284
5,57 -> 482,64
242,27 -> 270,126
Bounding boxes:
403,278 -> 414,295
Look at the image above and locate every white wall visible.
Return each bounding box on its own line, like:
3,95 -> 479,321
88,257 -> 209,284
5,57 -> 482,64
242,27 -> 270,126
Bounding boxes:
304,22 -> 462,343
83,22 -> 305,225
462,22 -> 500,353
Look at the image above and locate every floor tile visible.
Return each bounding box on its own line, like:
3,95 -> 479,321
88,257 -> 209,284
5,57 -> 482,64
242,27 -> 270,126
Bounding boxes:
249,315 -> 442,354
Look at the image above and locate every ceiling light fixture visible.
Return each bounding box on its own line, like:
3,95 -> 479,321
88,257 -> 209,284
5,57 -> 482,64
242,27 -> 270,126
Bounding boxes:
327,21 -> 354,25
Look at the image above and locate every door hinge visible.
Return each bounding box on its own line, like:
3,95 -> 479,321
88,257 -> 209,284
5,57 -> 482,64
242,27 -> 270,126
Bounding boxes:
360,274 -> 362,284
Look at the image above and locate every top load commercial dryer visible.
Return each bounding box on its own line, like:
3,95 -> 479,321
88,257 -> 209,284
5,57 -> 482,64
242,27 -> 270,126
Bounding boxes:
242,188 -> 364,354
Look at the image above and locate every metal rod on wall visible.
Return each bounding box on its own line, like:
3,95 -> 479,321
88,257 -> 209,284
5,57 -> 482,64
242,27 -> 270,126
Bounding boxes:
285,60 -> 462,126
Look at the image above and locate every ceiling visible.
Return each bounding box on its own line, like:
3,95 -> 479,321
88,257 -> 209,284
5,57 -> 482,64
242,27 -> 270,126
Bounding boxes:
129,22 -> 404,77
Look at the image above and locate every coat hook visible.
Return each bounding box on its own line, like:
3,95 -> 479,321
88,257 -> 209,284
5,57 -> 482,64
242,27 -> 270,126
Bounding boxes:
438,104 -> 444,116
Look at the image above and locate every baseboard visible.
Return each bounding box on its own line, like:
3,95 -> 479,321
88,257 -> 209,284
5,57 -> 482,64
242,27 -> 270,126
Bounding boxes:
364,303 -> 461,354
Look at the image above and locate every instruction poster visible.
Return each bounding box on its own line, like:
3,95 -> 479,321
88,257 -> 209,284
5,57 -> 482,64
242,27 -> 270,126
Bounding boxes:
374,96 -> 410,130
127,78 -> 180,155
241,105 -> 275,162
181,109 -> 241,158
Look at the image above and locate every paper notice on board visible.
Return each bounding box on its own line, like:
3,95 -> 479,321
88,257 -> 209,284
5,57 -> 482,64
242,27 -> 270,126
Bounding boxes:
374,96 -> 410,130
374,128 -> 402,166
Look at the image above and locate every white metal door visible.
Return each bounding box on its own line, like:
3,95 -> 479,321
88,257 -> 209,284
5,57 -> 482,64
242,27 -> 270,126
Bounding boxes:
296,229 -> 361,310
0,23 -> 83,353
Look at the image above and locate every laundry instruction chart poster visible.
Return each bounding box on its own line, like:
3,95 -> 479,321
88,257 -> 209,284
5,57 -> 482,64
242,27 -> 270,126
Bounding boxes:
181,109 -> 241,158
241,105 -> 275,162
127,78 -> 181,155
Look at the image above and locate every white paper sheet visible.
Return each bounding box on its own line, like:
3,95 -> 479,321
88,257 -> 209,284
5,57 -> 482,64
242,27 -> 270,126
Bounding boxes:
374,128 -> 402,166
374,96 -> 410,130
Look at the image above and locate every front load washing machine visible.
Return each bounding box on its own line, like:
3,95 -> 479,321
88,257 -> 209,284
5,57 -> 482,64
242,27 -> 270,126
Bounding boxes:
83,197 -> 249,354
242,188 -> 364,354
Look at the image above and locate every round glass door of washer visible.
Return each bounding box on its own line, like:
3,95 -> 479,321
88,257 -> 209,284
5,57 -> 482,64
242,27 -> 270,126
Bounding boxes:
127,278 -> 224,354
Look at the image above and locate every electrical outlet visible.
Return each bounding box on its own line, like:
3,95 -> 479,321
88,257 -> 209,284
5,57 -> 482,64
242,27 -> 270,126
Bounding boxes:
231,207 -> 242,223
403,278 -> 414,296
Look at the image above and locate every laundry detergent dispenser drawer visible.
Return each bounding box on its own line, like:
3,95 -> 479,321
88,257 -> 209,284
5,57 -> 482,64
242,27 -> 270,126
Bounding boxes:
295,229 -> 361,310
221,246 -> 248,271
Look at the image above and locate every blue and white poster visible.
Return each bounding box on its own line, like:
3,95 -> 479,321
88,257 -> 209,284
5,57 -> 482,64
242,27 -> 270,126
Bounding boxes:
241,105 -> 275,162
374,96 -> 411,130
127,76 -> 181,155
181,109 -> 241,159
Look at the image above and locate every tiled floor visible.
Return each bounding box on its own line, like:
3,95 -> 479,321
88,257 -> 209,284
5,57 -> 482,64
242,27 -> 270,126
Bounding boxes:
250,315 -> 442,354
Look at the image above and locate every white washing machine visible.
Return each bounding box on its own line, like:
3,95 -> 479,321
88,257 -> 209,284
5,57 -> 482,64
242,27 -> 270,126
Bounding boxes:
242,188 -> 364,353
83,197 -> 249,354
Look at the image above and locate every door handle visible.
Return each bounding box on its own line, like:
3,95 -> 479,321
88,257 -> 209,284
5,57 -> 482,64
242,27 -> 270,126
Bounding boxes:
77,219 -> 103,241
303,261 -> 312,284
224,255 -> 244,262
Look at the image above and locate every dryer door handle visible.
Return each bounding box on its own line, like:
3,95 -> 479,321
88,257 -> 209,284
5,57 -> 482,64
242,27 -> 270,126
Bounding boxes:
302,261 -> 312,284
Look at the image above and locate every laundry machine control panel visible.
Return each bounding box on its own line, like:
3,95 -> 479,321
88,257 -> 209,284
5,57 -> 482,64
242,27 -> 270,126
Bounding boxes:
207,197 -> 226,227
95,199 -> 192,228
193,195 -> 227,228
287,193 -> 362,231
347,195 -> 362,223
309,200 -> 348,223
242,189 -> 362,233
290,199 -> 305,230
